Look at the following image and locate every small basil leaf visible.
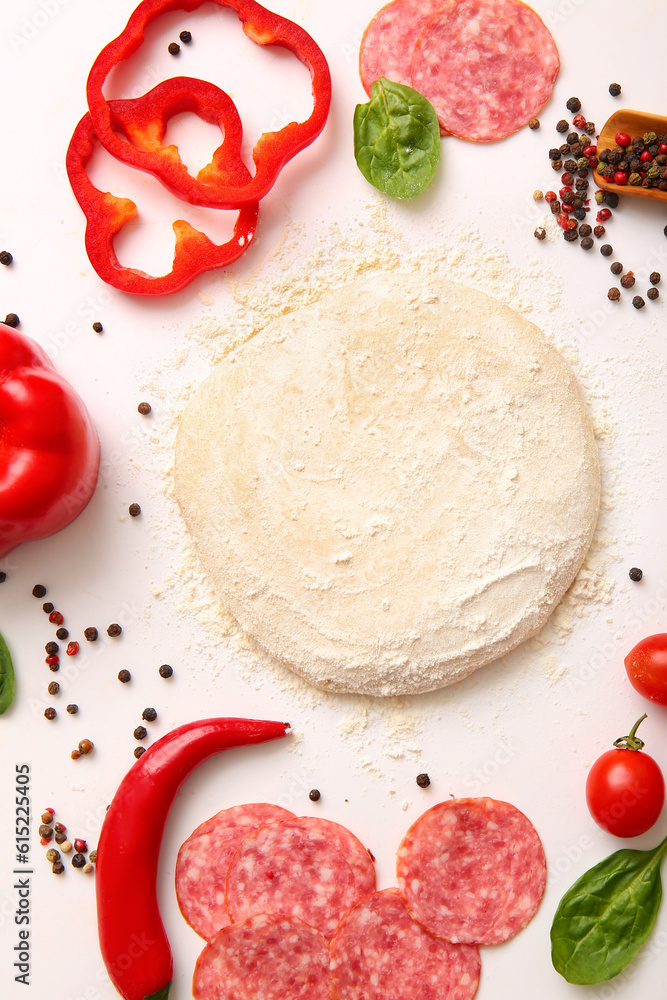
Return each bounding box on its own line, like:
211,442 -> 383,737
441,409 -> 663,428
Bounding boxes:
354,77 -> 440,199
551,837 -> 667,984
0,632 -> 15,714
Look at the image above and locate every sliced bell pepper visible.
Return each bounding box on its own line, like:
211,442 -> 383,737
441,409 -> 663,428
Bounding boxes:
0,324 -> 100,559
85,0 -> 331,209
66,79 -> 259,295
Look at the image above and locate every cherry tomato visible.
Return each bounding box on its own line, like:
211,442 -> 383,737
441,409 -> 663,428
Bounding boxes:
624,634 -> 667,705
586,715 -> 665,838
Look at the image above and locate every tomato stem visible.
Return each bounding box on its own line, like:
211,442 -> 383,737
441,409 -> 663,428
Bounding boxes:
613,713 -> 648,751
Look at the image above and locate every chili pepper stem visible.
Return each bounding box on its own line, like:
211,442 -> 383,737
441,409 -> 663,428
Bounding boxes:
613,714 -> 648,751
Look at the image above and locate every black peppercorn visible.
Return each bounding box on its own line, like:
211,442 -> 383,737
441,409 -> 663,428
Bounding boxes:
574,209 -> 587,221
534,227 -> 547,241
128,503 -> 141,517
549,147 -> 561,160
4,313 -> 19,328
629,567 -> 643,581
168,41 -> 180,54
620,274 -> 636,288
45,640 -> 59,655
650,271 -> 661,285
159,663 -> 173,678
528,117 -> 539,129
566,97 -> 581,113
600,244 -> 613,256
609,82 -> 622,96
416,773 -> 431,788
0,572 -> 5,582
551,159 -> 563,171
632,296 -> 645,309
564,229 -> 579,242
32,584 -> 47,598
556,119 -> 569,133
39,824 -> 53,838
54,829 -> 66,844
134,725 -> 148,740
610,262 -> 623,275
48,681 -> 59,695
72,852 -> 86,868
563,158 -> 577,172
138,401 -> 151,415
92,321 -> 103,333
605,193 -> 619,208
48,660 -> 59,673
550,200 -> 561,215
569,143 -> 583,158
608,288 -> 620,301
84,626 -> 98,641
55,627 -> 68,641
107,623 -> 122,637
179,29 -> 192,42
585,121 -> 596,135
66,704 -> 78,714
134,747 -> 146,759
0,250 -> 13,265
580,237 -> 594,250
309,788 -> 321,801
647,287 -> 659,301
118,669 -> 131,683
52,861 -> 65,875
594,225 -> 606,238
578,224 -> 592,237
559,143 -> 571,156
43,602 -> 54,613
142,707 -> 157,722
44,707 -> 56,720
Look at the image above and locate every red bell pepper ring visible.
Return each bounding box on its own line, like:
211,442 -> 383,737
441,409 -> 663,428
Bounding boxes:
0,324 -> 100,559
96,717 -> 290,1000
85,0 -> 332,209
66,79 -> 259,295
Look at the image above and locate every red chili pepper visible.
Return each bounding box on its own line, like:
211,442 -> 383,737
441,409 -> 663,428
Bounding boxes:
0,325 -> 100,559
67,80 -> 258,296
85,0 -> 331,209
96,716 -> 290,1000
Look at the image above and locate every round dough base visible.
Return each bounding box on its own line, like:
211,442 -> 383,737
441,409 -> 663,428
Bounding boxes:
174,275 -> 600,696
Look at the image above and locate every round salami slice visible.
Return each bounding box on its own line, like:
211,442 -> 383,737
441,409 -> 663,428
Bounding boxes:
359,0 -> 445,95
411,0 -> 560,141
176,802 -> 295,940
193,913 -> 332,1000
330,887 -> 480,1000
482,799 -> 546,944
288,817 -> 376,898
396,797 -> 515,944
226,818 -> 361,938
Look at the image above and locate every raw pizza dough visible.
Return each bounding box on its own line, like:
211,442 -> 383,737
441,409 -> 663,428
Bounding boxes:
174,275 -> 599,696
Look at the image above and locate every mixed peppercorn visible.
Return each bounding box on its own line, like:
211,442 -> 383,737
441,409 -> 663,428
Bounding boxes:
596,131 -> 667,191
39,808 -> 96,875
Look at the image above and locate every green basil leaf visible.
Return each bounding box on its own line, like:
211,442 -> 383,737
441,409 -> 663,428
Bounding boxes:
144,985 -> 170,1000
354,77 -> 440,199
0,632 -> 15,714
551,836 -> 667,984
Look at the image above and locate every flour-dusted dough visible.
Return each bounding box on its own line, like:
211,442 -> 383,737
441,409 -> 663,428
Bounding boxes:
174,275 -> 600,696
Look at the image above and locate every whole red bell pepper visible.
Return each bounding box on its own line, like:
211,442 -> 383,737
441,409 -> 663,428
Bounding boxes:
85,0 -> 331,209
96,717 -> 290,1000
67,79 -> 259,295
0,324 -> 100,559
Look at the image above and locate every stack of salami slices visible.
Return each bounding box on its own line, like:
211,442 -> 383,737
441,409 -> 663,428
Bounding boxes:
176,797 -> 547,999
360,0 -> 560,142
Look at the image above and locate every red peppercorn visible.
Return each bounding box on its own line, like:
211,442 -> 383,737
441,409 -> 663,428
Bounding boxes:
556,212 -> 569,229
597,209 -> 612,222
48,611 -> 64,626
659,143 -> 667,155
573,114 -> 587,130
545,190 -> 557,203
565,218 -> 577,231
613,171 -> 628,185
561,172 -> 574,186
74,838 -> 88,853
640,150 -> 653,163
615,132 -> 631,147
559,186 -> 573,197
66,641 -> 79,657
45,654 -> 59,666
55,822 -> 66,834
583,145 -> 597,157
40,837 -> 51,846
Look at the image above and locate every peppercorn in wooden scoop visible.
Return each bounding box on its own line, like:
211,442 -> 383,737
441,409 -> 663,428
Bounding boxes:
596,110 -> 667,203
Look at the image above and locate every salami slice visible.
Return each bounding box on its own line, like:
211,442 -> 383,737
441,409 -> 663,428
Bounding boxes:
411,0 -> 560,141
396,797 -> 516,944
193,913 -> 332,1000
359,0 -> 444,95
288,817 -> 376,897
226,818 -> 362,938
330,888 -> 480,1000
482,799 -> 546,944
176,802 -> 295,940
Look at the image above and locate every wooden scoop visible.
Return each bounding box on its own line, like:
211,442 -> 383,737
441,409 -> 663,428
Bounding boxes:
596,109 -> 667,203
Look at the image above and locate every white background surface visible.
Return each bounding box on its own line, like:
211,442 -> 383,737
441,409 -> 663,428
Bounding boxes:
1,1 -> 667,998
